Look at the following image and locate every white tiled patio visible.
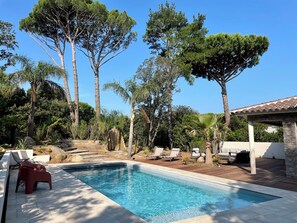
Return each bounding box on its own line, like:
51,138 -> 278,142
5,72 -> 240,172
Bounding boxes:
5,165 -> 146,223
5,161 -> 297,223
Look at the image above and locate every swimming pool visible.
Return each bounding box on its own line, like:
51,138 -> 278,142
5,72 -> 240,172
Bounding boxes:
66,164 -> 278,223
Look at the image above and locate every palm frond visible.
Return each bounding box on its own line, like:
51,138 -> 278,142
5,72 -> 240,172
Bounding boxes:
103,82 -> 130,103
198,113 -> 217,128
36,62 -> 65,80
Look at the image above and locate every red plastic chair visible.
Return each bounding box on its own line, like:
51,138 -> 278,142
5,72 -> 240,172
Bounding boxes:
15,161 -> 52,194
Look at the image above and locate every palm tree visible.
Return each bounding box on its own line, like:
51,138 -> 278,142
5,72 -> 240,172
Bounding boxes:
197,113 -> 218,165
185,113 -> 218,165
103,80 -> 148,158
11,55 -> 65,137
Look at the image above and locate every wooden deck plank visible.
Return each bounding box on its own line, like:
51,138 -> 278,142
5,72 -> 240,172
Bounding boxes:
138,157 -> 297,192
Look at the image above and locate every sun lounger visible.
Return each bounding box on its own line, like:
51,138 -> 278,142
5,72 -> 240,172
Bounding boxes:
218,149 -> 249,164
162,148 -> 181,161
147,147 -> 164,160
191,148 -> 200,160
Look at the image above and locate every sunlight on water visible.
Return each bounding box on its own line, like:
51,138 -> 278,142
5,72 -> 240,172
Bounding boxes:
66,165 -> 277,223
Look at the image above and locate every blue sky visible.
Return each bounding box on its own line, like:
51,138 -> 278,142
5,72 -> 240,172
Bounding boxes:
1,0 -> 297,115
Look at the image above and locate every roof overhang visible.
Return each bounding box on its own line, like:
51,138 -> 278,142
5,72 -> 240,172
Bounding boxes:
230,96 -> 297,126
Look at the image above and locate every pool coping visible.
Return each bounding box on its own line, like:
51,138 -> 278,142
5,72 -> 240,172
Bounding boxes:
53,160 -> 297,223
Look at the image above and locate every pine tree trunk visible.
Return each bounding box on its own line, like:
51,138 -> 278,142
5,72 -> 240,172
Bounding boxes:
94,69 -> 100,118
127,103 -> 135,158
58,52 -> 75,123
167,85 -> 173,149
27,84 -> 36,138
70,41 -> 79,126
221,82 -> 230,127
148,121 -> 154,149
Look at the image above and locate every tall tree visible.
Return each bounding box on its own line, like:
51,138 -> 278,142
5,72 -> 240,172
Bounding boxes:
20,0 -> 96,126
143,1 -> 206,148
11,56 -> 64,137
103,80 -> 148,158
190,33 -> 269,127
0,20 -> 18,71
134,57 -> 170,148
20,5 -> 74,123
79,3 -> 136,118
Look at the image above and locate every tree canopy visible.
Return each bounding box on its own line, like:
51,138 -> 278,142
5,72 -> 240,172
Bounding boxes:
0,20 -> 18,71
190,33 -> 269,126
79,3 -> 136,117
143,1 -> 207,148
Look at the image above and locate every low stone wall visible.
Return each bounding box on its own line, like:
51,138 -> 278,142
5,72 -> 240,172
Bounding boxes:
0,151 -> 11,220
64,139 -> 106,151
221,141 -> 285,159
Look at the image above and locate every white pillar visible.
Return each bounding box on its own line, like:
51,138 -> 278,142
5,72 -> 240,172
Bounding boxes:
248,121 -> 256,174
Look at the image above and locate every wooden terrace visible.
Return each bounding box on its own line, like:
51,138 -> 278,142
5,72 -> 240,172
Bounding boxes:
139,157 -> 297,192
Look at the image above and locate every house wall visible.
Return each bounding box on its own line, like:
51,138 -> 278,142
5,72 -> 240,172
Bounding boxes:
221,141 -> 285,159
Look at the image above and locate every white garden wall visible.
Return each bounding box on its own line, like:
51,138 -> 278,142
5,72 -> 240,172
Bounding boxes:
221,141 -> 285,159
0,151 -> 11,220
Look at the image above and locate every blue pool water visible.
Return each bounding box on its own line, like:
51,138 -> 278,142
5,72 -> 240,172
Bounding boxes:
66,165 -> 277,223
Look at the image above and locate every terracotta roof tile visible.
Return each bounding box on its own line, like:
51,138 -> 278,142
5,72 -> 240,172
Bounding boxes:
231,96 -> 297,115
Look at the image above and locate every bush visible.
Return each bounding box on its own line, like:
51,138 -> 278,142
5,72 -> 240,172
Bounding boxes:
35,124 -> 47,142
78,121 -> 89,140
89,118 -> 107,141
70,125 -> 78,139
142,146 -> 150,157
48,131 -> 61,144
15,139 -> 30,150
46,119 -> 67,143
36,146 -> 46,153
182,157 -> 190,165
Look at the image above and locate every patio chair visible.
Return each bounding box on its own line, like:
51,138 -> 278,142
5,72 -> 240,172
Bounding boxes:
191,148 -> 200,160
147,147 -> 164,160
15,160 -> 52,194
162,148 -> 182,161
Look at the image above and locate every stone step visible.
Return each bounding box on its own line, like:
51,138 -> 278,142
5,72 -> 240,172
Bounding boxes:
62,147 -> 77,152
73,152 -> 98,156
67,149 -> 89,154
82,154 -> 106,160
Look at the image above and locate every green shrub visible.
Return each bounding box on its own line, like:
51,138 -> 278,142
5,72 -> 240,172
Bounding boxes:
15,139 -> 29,150
36,146 -> 46,153
78,121 -> 89,140
56,154 -> 65,162
70,125 -> 78,140
182,157 -> 190,165
35,124 -> 47,142
46,119 -> 66,143
89,118 -> 107,141
142,146 -> 150,157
